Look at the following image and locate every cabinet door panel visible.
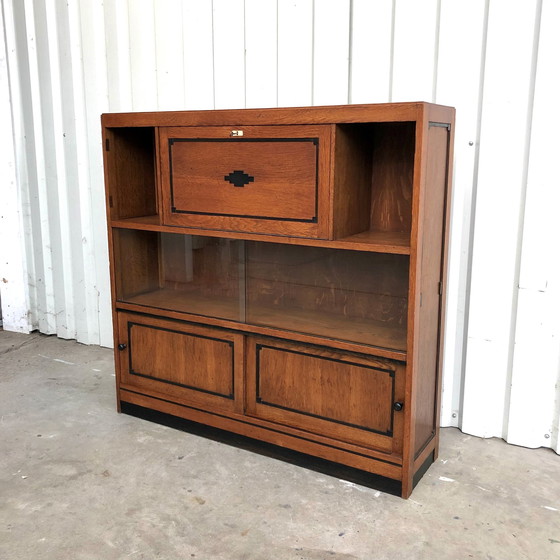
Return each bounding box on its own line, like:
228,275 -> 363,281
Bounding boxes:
170,140 -> 317,220
246,337 -> 405,453
159,125 -> 332,238
117,313 -> 243,413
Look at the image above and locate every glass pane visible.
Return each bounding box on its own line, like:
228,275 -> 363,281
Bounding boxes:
115,230 -> 409,351
115,230 -> 243,322
246,242 -> 408,351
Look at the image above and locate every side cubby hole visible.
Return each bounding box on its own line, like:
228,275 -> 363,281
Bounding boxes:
333,122 -> 415,242
105,127 -> 158,221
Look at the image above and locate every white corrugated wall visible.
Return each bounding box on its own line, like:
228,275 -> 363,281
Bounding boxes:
1,0 -> 558,453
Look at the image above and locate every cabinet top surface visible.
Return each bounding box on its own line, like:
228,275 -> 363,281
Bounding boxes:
101,102 -> 455,128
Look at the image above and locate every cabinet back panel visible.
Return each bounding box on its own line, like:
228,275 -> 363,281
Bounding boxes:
332,125 -> 373,238
246,242 -> 408,327
114,229 -> 160,299
115,230 -> 243,322
370,123 -> 415,233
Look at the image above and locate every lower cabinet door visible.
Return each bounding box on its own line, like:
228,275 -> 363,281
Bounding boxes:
246,337 -> 405,454
116,312 -> 243,413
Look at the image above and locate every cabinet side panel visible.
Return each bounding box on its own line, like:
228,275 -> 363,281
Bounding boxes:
414,125 -> 449,457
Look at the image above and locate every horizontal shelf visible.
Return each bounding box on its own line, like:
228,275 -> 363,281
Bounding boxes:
248,304 -> 407,353
115,215 -> 161,226
122,288 -> 241,323
336,231 -> 410,253
111,217 -> 411,255
119,288 -> 407,355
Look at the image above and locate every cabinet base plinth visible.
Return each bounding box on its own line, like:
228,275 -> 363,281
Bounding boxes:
120,400 -> 403,497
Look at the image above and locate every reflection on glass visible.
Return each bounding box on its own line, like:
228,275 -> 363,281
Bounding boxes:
116,230 -> 243,322
246,243 -> 408,350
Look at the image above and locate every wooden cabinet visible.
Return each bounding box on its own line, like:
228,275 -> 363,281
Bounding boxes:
102,102 -> 455,498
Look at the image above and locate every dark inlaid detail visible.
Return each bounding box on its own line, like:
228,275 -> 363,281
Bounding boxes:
168,138 -> 319,223
225,170 -> 254,188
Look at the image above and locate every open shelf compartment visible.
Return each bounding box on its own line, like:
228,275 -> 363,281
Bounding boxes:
113,229 -> 409,352
333,122 -> 415,246
104,127 -> 158,222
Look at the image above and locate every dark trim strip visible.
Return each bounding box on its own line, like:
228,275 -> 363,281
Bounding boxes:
257,343 -> 395,373
171,208 -> 318,223
413,450 -> 435,489
169,138 -> 319,144
168,137 -> 319,223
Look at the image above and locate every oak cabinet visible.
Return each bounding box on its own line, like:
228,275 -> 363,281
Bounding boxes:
102,102 -> 454,497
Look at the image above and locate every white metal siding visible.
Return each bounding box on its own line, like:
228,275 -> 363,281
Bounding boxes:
1,0 -> 558,453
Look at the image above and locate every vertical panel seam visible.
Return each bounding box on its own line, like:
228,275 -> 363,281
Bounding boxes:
503,0 -> 543,440
432,0 -> 442,102
311,0 -> 315,105
347,0 -> 354,104
0,0 -> 32,331
180,1 -> 186,107
45,0 -> 76,338
71,0 -> 103,344
458,0 -> 490,429
23,0 -> 57,332
388,0 -> 396,101
243,0 -> 247,109
211,0 -> 216,110
121,0 -> 135,110
101,0 -> 111,110
9,0 -> 38,329
275,0 -> 279,107
152,0 -> 159,109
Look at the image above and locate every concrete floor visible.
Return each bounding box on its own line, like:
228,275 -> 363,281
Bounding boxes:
0,331 -> 559,560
